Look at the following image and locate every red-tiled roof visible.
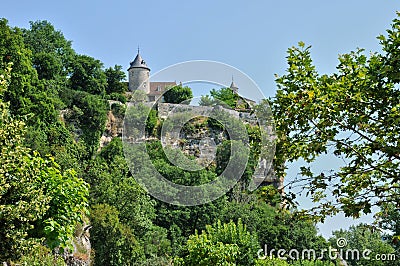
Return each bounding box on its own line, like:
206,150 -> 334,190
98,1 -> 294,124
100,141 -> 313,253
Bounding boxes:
148,81 -> 176,96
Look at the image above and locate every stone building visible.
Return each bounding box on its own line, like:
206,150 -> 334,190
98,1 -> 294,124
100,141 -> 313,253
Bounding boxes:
128,50 -> 255,106
126,50 -> 282,191
128,50 -> 176,102
228,78 -> 256,109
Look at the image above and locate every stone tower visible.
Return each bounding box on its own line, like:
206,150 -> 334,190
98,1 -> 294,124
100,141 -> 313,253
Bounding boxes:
230,76 -> 239,94
128,49 -> 150,93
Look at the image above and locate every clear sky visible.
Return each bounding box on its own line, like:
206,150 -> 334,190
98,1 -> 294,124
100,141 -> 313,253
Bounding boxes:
1,0 -> 398,238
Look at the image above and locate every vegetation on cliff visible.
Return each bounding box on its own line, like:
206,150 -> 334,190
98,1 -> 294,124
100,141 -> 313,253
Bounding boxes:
0,14 -> 399,266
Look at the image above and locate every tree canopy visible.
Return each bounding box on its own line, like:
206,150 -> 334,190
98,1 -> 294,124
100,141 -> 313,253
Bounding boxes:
105,64 -> 126,94
0,63 -> 89,261
163,85 -> 193,104
271,14 -> 400,220
1,14 -> 399,266
69,54 -> 107,95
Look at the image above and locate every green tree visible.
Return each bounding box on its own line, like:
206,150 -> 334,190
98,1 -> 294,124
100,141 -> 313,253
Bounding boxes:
0,18 -> 64,129
77,93 -> 108,154
219,201 -> 328,257
201,89 -> 252,124
0,19 -> 77,167
0,19 -> 44,119
146,108 -> 158,136
375,203 -> 400,266
216,139 -> 260,193
69,54 -> 107,95
105,64 -> 126,94
90,204 -> 144,266
0,64 -> 89,261
85,138 -> 171,264
271,13 -> 400,219
180,219 -> 259,266
22,20 -> 75,81
329,224 -> 395,266
60,89 -> 108,156
16,245 -> 66,266
199,94 -> 216,106
255,257 -> 289,266
207,87 -> 239,109
85,138 -> 156,234
143,140 -> 228,240
163,85 -> 193,104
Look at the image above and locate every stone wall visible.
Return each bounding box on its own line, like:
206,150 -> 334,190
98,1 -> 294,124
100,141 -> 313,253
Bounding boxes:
156,103 -> 281,189
103,102 -> 282,190
157,103 -> 257,124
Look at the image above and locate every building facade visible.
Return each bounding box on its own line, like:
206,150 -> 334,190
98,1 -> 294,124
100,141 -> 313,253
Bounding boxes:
128,50 -> 255,107
128,50 -> 176,102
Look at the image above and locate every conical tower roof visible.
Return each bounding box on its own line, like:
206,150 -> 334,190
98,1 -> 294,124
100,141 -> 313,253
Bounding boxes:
230,76 -> 238,93
128,50 -> 150,71
230,80 -> 238,89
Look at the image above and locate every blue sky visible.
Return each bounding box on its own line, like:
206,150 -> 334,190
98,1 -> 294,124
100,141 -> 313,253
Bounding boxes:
1,1 -> 398,238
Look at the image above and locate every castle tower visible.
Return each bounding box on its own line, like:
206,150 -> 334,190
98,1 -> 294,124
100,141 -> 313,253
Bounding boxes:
230,76 -> 239,94
128,49 -> 150,93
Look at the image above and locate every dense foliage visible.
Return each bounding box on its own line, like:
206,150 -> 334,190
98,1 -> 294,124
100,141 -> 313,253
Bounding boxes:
0,63 -> 88,261
163,85 -> 193,104
178,219 -> 259,265
330,224 -> 395,266
271,15 -> 400,221
0,14 -> 398,266
200,87 -> 251,110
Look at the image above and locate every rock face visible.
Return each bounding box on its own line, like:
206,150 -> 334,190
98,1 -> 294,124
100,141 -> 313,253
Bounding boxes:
105,102 -> 283,191
156,103 -> 282,190
162,116 -> 227,168
64,255 -> 89,266
157,103 -> 258,124
63,224 -> 92,266
56,101 -> 282,265
99,102 -> 124,148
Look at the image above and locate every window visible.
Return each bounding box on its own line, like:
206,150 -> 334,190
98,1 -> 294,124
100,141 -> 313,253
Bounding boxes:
148,95 -> 156,102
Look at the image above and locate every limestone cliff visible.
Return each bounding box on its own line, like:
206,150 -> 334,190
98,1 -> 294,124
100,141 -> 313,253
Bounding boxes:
101,102 -> 283,190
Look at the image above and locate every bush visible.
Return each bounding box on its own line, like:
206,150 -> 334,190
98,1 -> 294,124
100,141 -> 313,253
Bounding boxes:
109,92 -> 127,103
111,102 -> 126,118
15,245 -> 66,266
163,85 -> 193,104
255,257 -> 289,266
181,219 -> 259,266
90,204 -> 145,265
